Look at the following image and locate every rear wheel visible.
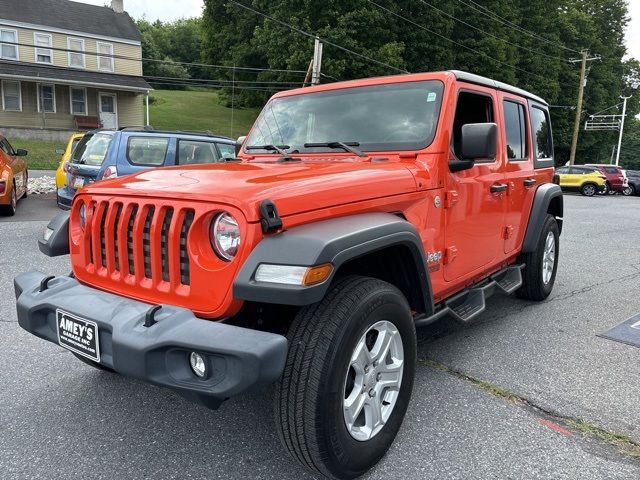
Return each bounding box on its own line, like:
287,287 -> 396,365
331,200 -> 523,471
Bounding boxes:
622,185 -> 633,196
517,214 -> 559,301
274,276 -> 416,479
580,183 -> 597,197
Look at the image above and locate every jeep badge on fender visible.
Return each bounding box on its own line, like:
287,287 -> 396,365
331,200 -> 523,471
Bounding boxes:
15,70 -> 562,480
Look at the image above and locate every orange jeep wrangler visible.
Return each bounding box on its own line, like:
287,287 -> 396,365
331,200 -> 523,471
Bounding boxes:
16,71 -> 562,479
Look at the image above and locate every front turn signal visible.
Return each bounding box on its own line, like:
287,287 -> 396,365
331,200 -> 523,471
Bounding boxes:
302,263 -> 333,286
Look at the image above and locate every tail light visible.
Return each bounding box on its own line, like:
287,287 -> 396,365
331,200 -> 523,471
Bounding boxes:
599,175 -> 607,180
101,166 -> 118,180
62,161 -> 69,173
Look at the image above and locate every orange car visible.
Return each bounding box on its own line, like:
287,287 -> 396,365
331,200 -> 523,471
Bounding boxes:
0,134 -> 28,216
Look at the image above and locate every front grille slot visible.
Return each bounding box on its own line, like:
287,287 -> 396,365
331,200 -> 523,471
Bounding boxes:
161,209 -> 173,282
113,203 -> 123,271
180,211 -> 194,285
142,207 -> 155,279
127,205 -> 138,275
98,204 -> 108,268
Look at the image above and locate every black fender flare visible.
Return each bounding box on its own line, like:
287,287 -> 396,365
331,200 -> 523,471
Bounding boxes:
233,212 -> 433,313
38,211 -> 70,257
522,183 -> 563,253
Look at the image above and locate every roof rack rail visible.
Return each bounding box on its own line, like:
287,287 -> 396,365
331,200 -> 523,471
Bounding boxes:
118,125 -> 154,131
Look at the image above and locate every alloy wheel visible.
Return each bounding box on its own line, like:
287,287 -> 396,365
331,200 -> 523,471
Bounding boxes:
542,231 -> 556,285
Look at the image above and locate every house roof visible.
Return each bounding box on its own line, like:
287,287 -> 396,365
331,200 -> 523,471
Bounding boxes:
0,61 -> 151,92
0,0 -> 142,42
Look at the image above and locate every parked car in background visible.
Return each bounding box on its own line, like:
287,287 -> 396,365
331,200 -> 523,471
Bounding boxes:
624,170 -> 640,196
55,133 -> 84,189
57,128 -> 238,209
584,164 -> 628,195
0,133 -> 28,216
554,165 -> 607,196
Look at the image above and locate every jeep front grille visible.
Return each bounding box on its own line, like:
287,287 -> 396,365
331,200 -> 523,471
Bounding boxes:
87,200 -> 194,288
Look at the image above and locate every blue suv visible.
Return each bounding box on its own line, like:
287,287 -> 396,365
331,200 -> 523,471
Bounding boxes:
58,127 -> 238,209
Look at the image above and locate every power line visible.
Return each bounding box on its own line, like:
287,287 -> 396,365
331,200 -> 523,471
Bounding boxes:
415,0 -> 569,63
144,75 -> 303,86
1,40 -> 308,75
228,0 -> 408,74
145,79 -> 289,93
455,0 -> 582,55
588,102 -> 624,117
366,0 -> 547,81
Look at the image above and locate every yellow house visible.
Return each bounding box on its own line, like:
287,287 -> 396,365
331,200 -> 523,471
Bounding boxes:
0,0 -> 151,139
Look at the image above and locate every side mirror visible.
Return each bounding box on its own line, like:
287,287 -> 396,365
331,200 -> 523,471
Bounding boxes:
55,148 -> 65,155
15,149 -> 28,156
235,136 -> 247,157
449,123 -> 498,173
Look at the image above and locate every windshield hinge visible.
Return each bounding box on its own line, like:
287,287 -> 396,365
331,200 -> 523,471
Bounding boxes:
259,199 -> 283,233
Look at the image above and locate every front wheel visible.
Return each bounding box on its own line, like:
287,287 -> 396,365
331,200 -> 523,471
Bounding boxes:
580,183 -> 597,197
622,185 -> 634,196
517,214 -> 559,301
274,276 -> 416,479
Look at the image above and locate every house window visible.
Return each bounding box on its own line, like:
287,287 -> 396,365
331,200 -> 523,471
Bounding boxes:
2,80 -> 22,111
68,37 -> 85,68
70,87 -> 87,115
34,32 -> 53,64
37,84 -> 56,113
0,28 -> 18,60
97,42 -> 114,72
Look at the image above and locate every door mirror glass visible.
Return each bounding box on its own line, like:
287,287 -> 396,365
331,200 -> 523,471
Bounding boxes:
15,148 -> 28,156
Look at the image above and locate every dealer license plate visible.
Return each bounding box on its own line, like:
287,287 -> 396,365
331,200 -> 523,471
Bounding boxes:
56,309 -> 100,362
73,177 -> 85,189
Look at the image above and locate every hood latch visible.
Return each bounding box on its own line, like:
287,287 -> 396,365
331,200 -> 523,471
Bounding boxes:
259,199 -> 283,233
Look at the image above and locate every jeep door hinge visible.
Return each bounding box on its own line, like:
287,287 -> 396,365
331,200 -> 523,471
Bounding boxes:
444,246 -> 458,264
444,190 -> 459,208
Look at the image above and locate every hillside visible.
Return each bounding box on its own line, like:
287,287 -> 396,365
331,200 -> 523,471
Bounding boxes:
149,89 -> 260,138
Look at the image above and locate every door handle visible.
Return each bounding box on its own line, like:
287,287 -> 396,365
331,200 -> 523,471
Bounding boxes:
524,178 -> 536,188
490,183 -> 508,193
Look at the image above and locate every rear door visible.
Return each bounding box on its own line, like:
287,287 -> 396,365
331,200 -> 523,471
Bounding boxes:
121,135 -> 171,173
443,85 -> 507,282
176,139 -> 221,165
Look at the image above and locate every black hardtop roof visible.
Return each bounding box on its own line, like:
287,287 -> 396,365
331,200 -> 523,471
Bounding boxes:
450,70 -> 548,106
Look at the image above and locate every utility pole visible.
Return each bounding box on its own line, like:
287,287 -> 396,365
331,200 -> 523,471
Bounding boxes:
614,95 -> 631,166
568,50 -> 600,165
311,37 -> 323,86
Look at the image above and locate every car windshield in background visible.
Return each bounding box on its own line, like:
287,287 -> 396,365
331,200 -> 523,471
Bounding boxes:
72,133 -> 113,166
245,80 -> 445,154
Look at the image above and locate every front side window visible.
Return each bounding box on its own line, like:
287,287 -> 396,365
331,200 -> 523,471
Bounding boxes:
452,91 -> 495,162
34,33 -> 53,64
0,29 -> 18,60
70,87 -> 87,115
503,100 -> 528,160
97,42 -> 114,71
246,80 -> 444,153
72,133 -> 113,166
127,137 -> 169,166
217,143 -> 236,159
38,84 -> 55,112
68,37 -> 85,68
530,107 -> 553,160
177,140 -> 220,165
2,80 -> 21,111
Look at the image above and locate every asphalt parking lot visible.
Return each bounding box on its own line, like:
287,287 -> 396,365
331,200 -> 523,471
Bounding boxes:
1,193 -> 639,479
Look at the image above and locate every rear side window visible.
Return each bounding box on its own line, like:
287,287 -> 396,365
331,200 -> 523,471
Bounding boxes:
217,142 -> 236,159
555,167 -> 569,174
530,107 -> 553,163
604,167 -> 619,174
72,133 -> 113,166
503,100 -> 528,160
177,140 -> 220,165
127,137 -> 169,166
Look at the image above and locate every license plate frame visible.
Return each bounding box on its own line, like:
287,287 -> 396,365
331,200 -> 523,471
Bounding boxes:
56,309 -> 100,362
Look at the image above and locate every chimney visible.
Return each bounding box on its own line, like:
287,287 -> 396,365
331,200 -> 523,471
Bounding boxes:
111,0 -> 124,13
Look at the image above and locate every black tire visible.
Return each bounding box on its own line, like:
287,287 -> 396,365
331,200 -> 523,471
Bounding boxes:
0,183 -> 17,216
72,353 -> 116,372
599,183 -> 610,195
517,214 -> 559,301
275,276 -> 416,479
622,185 -> 634,196
580,183 -> 597,197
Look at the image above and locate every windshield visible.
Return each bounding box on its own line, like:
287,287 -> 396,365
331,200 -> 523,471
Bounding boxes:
245,80 -> 444,153
71,133 -> 113,166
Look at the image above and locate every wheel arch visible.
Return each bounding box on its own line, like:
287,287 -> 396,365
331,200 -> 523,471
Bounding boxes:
522,183 -> 563,253
233,213 -> 434,316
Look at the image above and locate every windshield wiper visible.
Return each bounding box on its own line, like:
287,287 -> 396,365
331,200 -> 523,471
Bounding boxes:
245,144 -> 294,161
303,142 -> 367,158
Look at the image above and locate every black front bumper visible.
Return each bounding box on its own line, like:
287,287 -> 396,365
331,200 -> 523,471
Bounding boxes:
15,271 -> 288,409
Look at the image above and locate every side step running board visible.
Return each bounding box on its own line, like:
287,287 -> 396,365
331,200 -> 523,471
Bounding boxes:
414,264 -> 524,328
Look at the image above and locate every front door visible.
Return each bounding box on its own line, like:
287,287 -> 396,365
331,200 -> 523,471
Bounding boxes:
99,92 -> 118,129
443,87 -> 506,282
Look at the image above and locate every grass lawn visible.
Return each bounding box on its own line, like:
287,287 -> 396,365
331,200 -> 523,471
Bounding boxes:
149,89 -> 261,139
10,138 -> 64,170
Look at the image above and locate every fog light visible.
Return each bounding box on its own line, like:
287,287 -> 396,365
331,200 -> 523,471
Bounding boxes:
189,352 -> 207,378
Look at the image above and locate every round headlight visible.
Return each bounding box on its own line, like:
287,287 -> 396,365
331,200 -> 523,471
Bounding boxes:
79,203 -> 86,230
210,212 -> 240,261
